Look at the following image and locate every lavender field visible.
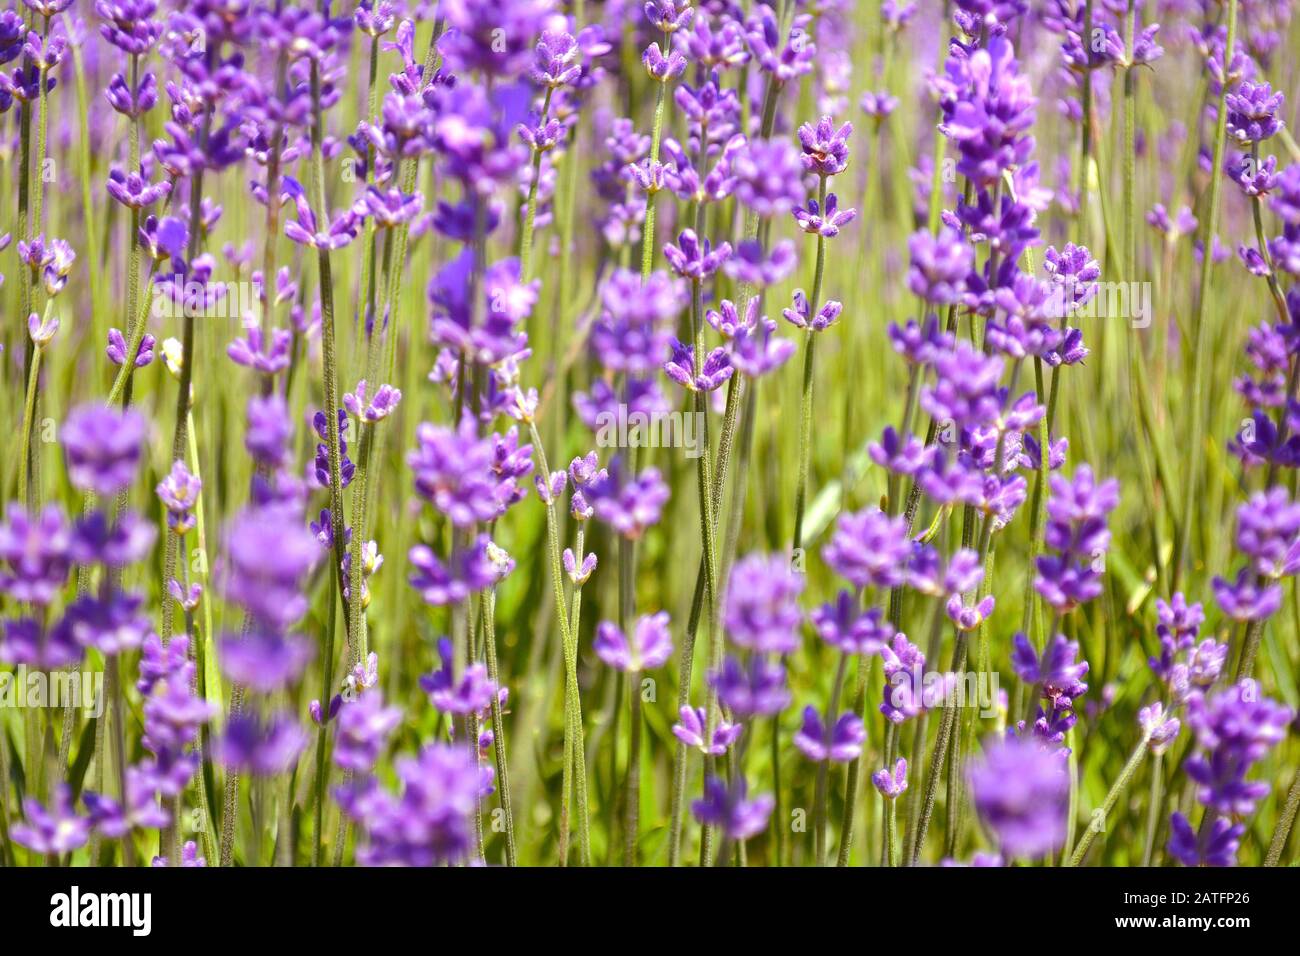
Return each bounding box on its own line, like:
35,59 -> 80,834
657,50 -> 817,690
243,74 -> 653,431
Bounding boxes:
0,0 -> 1296,871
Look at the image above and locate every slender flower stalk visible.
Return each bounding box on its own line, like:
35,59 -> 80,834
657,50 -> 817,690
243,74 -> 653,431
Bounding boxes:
529,421 -> 591,864
1175,0 -> 1238,588
1066,732 -> 1151,866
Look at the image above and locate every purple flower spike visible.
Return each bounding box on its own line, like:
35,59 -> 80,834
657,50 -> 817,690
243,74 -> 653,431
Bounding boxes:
872,757 -> 908,799
1167,812 -> 1243,868
1225,81 -> 1285,144
1010,633 -> 1089,693
420,638 -> 498,716
794,706 -> 866,762
343,380 -> 402,422
106,327 -> 155,367
587,460 -> 670,539
663,339 -> 734,392
908,227 -> 974,305
731,316 -> 796,378
663,228 -> 732,280
792,192 -> 857,238
1138,703 -> 1181,755
797,115 -> 853,177
672,705 -> 742,755
593,611 -> 673,672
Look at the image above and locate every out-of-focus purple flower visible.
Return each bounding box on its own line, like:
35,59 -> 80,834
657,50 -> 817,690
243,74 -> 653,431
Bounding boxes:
594,611 -> 673,672
54,592 -> 151,656
1010,633 -> 1089,693
11,786 -> 90,855
968,736 -> 1068,859
216,711 -> 308,776
721,553 -> 805,654
823,507 -> 911,590
61,404 -> 147,496
245,394 -> 293,470
221,507 -> 319,631
1184,682 -> 1290,816
0,617 -> 80,668
408,534 -> 510,607
722,238 -> 798,287
811,590 -> 892,655
794,706 -> 866,762
732,138 -> 803,217
587,460 -> 670,539
335,742 -> 483,866
218,630 -> 314,694
710,655 -> 790,718
0,503 -> 73,605
409,418 -> 511,527
691,775 -> 774,841
334,692 -> 403,773
1211,569 -> 1282,622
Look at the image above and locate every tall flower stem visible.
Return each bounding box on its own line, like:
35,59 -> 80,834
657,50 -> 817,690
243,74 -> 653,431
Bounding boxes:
639,63 -> 670,282
1174,0 -> 1237,590
812,652 -> 849,866
689,274 -> 724,867
669,55 -> 789,866
623,671 -> 643,865
790,176 -> 828,554
106,652 -> 134,867
481,586 -> 517,865
1141,751 -> 1164,866
1065,733 -> 1150,866
16,328 -> 48,506
518,87 -> 554,280
162,108 -> 212,643
910,628 -> 967,865
308,49 -> 352,652
529,420 -> 591,864
1265,768 -> 1300,866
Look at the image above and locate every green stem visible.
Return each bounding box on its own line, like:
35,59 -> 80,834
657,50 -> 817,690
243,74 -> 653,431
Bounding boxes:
1065,734 -> 1150,866
1174,0 -> 1238,589
529,421 -> 591,864
518,87 -> 555,280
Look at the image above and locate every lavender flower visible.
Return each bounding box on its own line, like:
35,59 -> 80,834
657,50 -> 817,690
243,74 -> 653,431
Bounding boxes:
968,736 -> 1068,859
